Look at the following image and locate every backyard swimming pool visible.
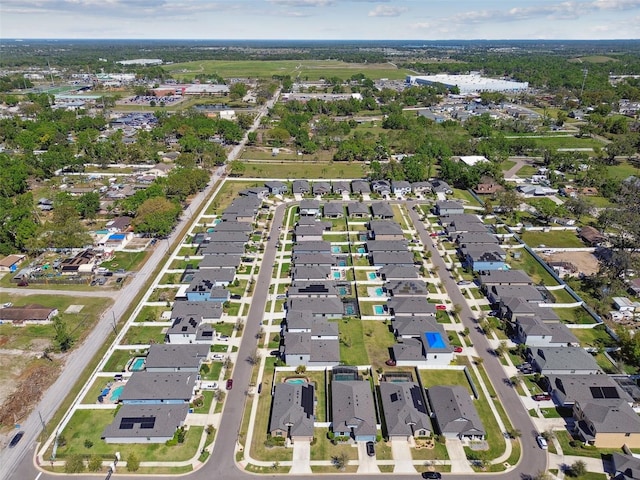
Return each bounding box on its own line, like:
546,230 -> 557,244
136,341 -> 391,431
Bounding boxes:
331,246 -> 341,254
333,271 -> 342,280
374,305 -> 385,315
357,247 -> 366,254
129,357 -> 145,372
368,272 -> 377,280
109,385 -> 124,402
424,331 -> 446,349
345,305 -> 356,315
374,287 -> 384,296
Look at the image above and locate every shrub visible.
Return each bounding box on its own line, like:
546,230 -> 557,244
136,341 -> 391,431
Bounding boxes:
83,439 -> 93,449
88,455 -> 103,472
126,452 -> 140,472
64,454 -> 85,473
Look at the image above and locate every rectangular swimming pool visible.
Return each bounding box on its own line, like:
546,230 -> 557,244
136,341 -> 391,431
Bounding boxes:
424,331 -> 446,349
368,272 -> 377,280
374,305 -> 385,315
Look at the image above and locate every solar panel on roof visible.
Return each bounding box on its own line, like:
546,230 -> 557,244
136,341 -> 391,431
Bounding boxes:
589,386 -> 620,399
119,416 -> 156,430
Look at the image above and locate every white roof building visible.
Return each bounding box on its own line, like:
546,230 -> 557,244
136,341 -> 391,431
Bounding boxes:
459,155 -> 489,166
406,74 -> 529,94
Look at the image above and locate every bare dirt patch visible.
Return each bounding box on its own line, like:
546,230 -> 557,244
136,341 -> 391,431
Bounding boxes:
65,305 -> 84,314
542,251 -> 600,276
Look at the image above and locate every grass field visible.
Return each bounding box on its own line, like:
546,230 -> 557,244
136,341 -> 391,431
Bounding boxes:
507,249 -> 558,286
165,60 -> 410,81
99,251 -> 148,272
337,318 -> 368,365
205,180 -> 262,214
239,160 -> 366,179
120,325 -> 166,345
606,160 -> 640,181
362,320 -> 395,370
520,230 -> 584,248
526,135 -> 605,150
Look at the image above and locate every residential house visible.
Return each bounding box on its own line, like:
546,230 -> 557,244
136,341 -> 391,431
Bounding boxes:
474,183 -> 502,195
284,310 -> 339,338
372,180 -> 391,196
435,200 -> 464,216
170,301 -> 223,323
292,253 -> 337,267
198,255 -> 242,270
292,180 -> 310,195
206,231 -> 250,244
282,332 -> 340,367
292,241 -> 332,255
323,203 -> 344,218
479,270 -> 533,289
611,452 -> 640,480
430,180 -> 453,195
385,279 -> 429,297
454,232 -> 500,248
118,372 -> 197,404
439,214 -> 483,228
351,180 -> 371,194
212,221 -> 253,233
515,316 -> 578,347
366,240 -> 408,252
502,298 -> 560,322
392,180 -> 412,196
287,281 -> 339,298
198,242 -> 245,256
579,226 -> 606,246
287,297 -> 343,319
144,344 -> 209,373
165,316 -> 215,344
102,404 -> 189,444
368,221 -> 404,241
573,398 -> 640,448
370,251 -> 416,267
294,223 -> 330,242
299,200 -> 321,217
392,328 -> 453,366
392,316 -> 437,338
388,297 -> 436,317
148,163 -> 174,177
240,187 -> 269,199
186,268 -> 234,292
347,202 -> 370,218
331,378 -> 378,442
0,304 -> 58,324
464,247 -> 508,272
411,182 -> 432,196
371,202 -> 394,219
427,385 -> 485,440
105,216 -> 132,233
545,374 -> 635,408
446,219 -> 489,235
59,249 -> 98,275
486,284 -> 544,306
379,382 -> 432,440
312,181 -> 331,196
291,265 -> 332,281
332,181 -> 351,194
378,265 -> 420,281
527,347 -> 602,375
269,382 -> 315,442
0,254 -> 25,273
265,181 -> 289,196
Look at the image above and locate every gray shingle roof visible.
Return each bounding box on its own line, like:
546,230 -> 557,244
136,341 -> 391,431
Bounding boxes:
269,382 -> 315,438
102,404 -> 189,440
145,344 -> 209,370
528,347 -> 602,374
379,382 -> 432,437
388,297 -> 436,316
331,380 -> 377,438
119,372 -> 197,402
428,385 -> 485,437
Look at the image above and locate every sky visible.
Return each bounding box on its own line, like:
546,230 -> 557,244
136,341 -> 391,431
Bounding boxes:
1,0 -> 639,40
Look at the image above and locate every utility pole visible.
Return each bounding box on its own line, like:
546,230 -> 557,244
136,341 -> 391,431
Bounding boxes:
580,68 -> 588,105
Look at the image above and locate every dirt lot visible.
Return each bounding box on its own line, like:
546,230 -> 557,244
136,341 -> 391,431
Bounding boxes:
542,251 -> 600,276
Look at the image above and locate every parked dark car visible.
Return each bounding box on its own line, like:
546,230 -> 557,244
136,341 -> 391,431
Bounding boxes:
533,394 -> 551,401
9,431 -> 24,448
385,359 -> 397,366
226,379 -> 233,390
366,441 -> 375,457
422,472 -> 442,479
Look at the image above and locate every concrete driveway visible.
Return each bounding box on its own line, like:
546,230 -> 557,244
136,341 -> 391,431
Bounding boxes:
290,440 -> 312,474
391,438 -> 416,473
446,438 -> 474,473
356,441 -> 380,473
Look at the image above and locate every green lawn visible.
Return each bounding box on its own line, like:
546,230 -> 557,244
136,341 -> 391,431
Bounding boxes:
607,160 -> 640,181
362,320 -> 395,370
200,362 -> 223,381
526,135 -> 605,150
205,181 -> 262,215
310,428 -> 359,461
419,369 -> 472,393
452,188 -> 482,207
134,305 -> 169,323
520,230 -> 585,248
555,430 -> 615,459
553,307 -> 597,324
238,161 -> 366,179
55,409 -> 203,461
102,349 -> 138,372
337,318 -> 368,365
99,251 -> 147,272
507,249 -> 558,286
120,325 -> 166,345
571,324 -> 616,348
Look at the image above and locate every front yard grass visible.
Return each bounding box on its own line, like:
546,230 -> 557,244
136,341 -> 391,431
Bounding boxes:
99,251 -> 148,272
134,305 -> 169,323
310,428 -> 359,461
419,369 -> 471,393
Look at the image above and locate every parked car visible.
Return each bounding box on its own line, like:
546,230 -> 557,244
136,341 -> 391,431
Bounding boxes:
385,359 -> 397,366
9,431 -> 24,448
435,304 -> 447,311
533,394 -> 551,401
366,441 -> 375,457
17,280 -> 29,287
453,346 -> 463,353
536,435 -> 548,450
457,280 -> 472,286
429,232 -> 439,237
212,354 -> 224,360
422,472 -> 442,479
226,379 -> 233,390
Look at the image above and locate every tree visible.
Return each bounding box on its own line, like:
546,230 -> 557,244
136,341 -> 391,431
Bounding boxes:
495,190 -> 521,219
229,160 -> 246,176
88,455 -> 103,472
76,191 -> 100,221
41,202 -> 91,249
494,341 -> 508,357
332,452 -> 349,470
64,454 -> 85,473
133,197 -> 181,237
126,452 -> 140,472
247,348 -> 261,366
229,82 -> 248,100
564,195 -> 592,220
568,459 -> 587,477
53,316 -> 73,352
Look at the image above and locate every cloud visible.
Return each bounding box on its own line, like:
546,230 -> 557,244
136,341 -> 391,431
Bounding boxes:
411,0 -> 640,29
267,0 -> 334,6
368,5 -> 406,17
